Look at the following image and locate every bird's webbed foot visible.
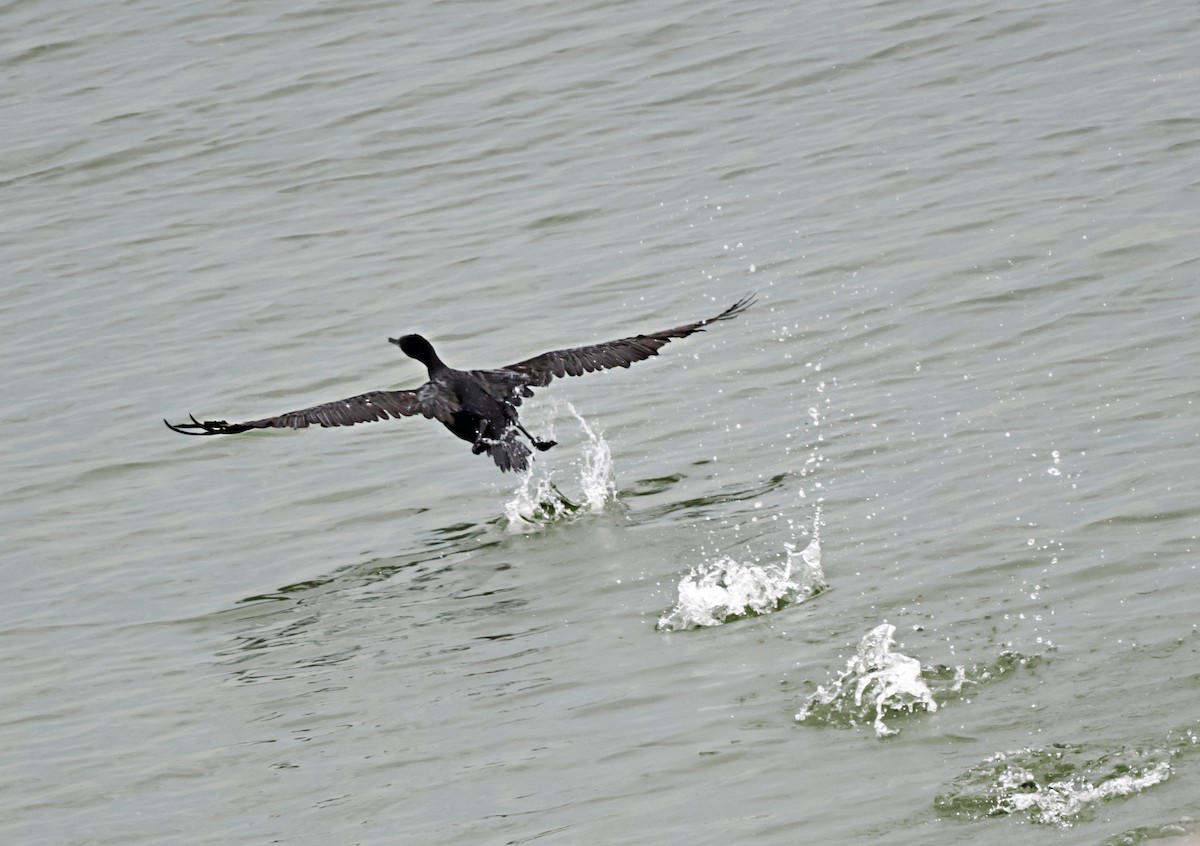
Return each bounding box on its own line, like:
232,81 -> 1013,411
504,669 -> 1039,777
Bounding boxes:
164,414 -> 236,436
512,420 -> 555,452
472,426 -> 499,455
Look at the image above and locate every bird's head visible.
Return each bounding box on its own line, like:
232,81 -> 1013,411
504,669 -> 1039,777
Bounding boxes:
389,334 -> 441,369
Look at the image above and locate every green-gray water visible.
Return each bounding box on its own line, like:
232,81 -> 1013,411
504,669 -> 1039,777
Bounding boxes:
3,0 -> 1198,843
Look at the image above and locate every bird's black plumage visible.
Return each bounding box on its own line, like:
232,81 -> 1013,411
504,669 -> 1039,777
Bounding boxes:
165,294 -> 753,472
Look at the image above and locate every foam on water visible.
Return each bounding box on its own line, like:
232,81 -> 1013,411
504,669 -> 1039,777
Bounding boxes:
656,507 -> 824,631
503,400 -> 616,530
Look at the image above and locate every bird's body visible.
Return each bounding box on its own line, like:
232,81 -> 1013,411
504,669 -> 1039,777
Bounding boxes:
166,294 -> 753,472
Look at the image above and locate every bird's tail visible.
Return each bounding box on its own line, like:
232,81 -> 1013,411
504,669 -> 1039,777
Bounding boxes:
487,434 -> 532,473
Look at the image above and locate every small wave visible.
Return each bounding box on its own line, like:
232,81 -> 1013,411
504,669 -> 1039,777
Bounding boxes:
1100,816 -> 1200,845
656,508 -> 824,631
935,741 -> 1179,827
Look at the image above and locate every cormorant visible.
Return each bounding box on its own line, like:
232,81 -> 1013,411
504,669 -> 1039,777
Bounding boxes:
165,294 -> 753,472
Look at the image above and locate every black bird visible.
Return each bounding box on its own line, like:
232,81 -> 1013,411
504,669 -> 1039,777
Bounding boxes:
165,294 -> 754,472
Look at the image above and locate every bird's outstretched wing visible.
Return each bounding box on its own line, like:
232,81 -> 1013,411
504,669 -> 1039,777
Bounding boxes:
502,293 -> 754,388
164,385 -> 455,436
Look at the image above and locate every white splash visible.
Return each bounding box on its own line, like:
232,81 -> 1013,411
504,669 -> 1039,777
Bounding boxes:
503,401 -> 616,530
796,623 -> 938,737
657,508 -> 824,630
937,742 -> 1178,826
1000,758 -> 1171,824
572,405 -> 615,509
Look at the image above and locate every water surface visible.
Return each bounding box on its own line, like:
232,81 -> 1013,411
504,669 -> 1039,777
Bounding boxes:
3,0 -> 1198,843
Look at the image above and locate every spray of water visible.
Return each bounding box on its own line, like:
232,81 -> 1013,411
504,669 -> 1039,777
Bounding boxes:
796,622 -> 938,737
503,400 -> 616,530
657,506 -> 825,630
